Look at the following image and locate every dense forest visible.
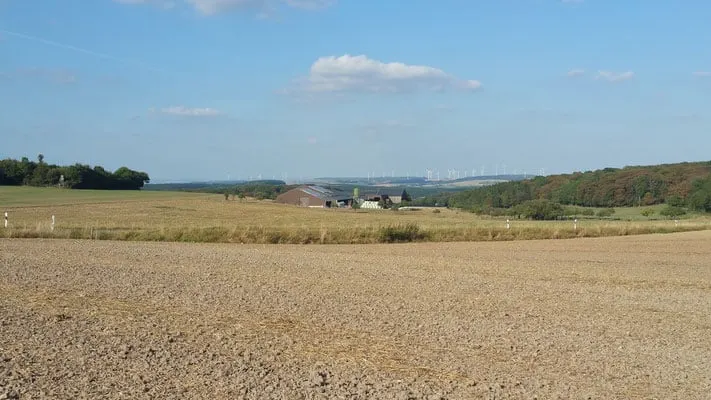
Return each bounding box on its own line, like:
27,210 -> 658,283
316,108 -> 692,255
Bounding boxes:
412,161 -> 711,213
0,155 -> 150,190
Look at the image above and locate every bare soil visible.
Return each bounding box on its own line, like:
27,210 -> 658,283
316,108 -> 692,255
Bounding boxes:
2,232 -> 710,399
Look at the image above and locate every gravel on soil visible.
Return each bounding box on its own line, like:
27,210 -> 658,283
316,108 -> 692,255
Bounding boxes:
1,231 -> 711,399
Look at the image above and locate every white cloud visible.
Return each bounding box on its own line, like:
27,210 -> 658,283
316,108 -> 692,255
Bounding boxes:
114,0 -> 334,14
567,68 -> 585,77
290,54 -> 481,94
156,106 -> 221,116
693,71 -> 711,77
596,70 -> 635,82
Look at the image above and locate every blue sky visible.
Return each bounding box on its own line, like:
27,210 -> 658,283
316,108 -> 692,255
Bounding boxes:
1,0 -> 710,182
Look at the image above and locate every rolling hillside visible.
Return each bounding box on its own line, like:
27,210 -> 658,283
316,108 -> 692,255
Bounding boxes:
413,161 -> 711,212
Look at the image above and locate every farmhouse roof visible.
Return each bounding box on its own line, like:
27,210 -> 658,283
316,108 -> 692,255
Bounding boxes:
298,185 -> 352,201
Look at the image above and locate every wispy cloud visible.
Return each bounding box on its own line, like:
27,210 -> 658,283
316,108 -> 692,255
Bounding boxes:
286,54 -> 481,94
115,0 -> 335,15
434,104 -> 454,111
693,71 -> 711,77
566,68 -> 585,77
1,67 -> 78,84
153,106 -> 222,117
284,0 -> 334,10
0,29 -> 167,74
359,119 -> 415,131
113,0 -> 176,9
596,70 -> 635,82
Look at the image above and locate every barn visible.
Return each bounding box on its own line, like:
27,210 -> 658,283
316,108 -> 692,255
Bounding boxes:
275,185 -> 354,208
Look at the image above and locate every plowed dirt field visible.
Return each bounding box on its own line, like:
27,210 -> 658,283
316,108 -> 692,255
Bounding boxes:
2,232 -> 710,399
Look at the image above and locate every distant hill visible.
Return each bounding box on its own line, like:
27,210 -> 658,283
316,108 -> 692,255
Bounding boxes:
145,180 -> 292,200
311,174 -> 525,187
412,161 -> 711,212
145,180 -> 280,191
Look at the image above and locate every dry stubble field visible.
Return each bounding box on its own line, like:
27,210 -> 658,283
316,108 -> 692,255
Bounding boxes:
2,187 -> 709,244
2,231 -> 711,399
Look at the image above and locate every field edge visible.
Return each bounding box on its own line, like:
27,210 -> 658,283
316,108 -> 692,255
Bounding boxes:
2,222 -> 709,244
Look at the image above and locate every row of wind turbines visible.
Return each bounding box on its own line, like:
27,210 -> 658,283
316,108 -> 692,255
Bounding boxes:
424,165 -> 547,181
227,165 -> 547,184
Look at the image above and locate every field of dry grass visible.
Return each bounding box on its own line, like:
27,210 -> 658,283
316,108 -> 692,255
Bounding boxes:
2,187 -> 709,244
2,231 -> 710,398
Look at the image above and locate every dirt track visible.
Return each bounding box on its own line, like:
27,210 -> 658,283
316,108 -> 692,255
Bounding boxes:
2,232 -> 711,399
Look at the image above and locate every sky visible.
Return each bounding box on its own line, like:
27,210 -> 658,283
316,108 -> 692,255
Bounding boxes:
1,0 -> 710,182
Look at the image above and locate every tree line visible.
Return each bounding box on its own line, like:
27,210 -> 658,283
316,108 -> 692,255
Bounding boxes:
152,181 -> 296,200
412,161 -> 711,215
0,155 -> 150,190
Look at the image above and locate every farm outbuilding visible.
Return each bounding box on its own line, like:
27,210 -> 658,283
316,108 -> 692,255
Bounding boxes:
361,192 -> 403,204
275,185 -> 354,208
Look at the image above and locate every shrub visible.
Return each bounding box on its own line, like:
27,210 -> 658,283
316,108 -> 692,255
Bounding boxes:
514,200 -> 564,220
659,205 -> 687,218
640,208 -> 655,217
378,223 -> 426,243
666,195 -> 685,207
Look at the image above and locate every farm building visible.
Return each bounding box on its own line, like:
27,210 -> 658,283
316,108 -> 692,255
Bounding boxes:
361,193 -> 402,205
359,200 -> 383,209
275,185 -> 354,208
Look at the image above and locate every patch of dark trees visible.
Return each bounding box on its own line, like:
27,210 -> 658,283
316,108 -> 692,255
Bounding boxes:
0,155 -> 150,190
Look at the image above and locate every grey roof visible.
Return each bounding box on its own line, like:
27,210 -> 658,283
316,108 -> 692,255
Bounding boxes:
298,185 -> 352,201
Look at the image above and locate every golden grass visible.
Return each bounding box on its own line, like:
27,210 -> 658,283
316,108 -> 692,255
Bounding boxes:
1,188 -> 710,243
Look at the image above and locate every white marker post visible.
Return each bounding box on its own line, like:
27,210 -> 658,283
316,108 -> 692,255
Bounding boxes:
574,218 -> 578,231
675,219 -> 679,227
51,215 -> 55,231
506,219 -> 510,230
3,212 -> 7,228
